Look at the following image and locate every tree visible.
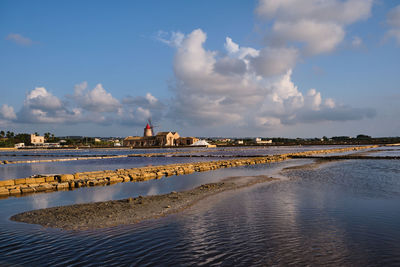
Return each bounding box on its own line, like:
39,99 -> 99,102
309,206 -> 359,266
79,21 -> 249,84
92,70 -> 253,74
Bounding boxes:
356,134 -> 371,140
15,133 -> 32,145
0,131 -> 4,138
6,131 -> 14,138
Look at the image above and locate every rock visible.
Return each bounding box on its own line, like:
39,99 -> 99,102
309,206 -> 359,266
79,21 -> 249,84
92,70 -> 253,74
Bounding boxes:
57,183 -> 69,190
0,180 -> 15,187
21,187 -> 35,194
9,188 -> 21,195
36,183 -> 53,192
0,187 -> 9,196
34,177 -> 45,184
25,178 -> 37,184
45,176 -> 55,182
14,178 -> 26,185
56,174 -> 75,183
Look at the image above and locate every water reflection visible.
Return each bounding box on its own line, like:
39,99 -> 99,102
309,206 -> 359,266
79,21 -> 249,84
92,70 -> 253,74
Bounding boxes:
0,155 -> 400,266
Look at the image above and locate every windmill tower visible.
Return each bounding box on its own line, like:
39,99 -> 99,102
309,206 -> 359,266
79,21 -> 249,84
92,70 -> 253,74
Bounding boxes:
143,123 -> 152,137
143,119 -> 157,137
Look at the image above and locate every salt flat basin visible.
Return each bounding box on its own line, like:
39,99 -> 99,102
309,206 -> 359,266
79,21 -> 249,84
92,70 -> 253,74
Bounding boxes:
1,147 -> 399,266
0,145 -> 369,180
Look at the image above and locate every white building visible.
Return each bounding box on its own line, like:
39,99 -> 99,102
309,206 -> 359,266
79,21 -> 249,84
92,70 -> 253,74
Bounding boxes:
30,134 -> 45,145
15,143 -> 25,148
255,137 -> 272,144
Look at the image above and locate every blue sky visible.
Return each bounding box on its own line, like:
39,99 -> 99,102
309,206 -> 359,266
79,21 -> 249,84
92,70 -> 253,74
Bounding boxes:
0,0 -> 399,138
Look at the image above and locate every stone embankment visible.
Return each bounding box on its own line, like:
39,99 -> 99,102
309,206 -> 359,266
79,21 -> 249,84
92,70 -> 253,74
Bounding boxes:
0,145 -> 379,198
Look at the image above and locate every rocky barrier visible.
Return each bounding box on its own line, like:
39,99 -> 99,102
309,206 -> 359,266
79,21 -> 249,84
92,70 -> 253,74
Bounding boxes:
0,145 -> 379,199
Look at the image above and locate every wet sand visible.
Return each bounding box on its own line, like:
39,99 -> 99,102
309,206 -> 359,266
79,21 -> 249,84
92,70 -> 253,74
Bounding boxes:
11,175 -> 278,230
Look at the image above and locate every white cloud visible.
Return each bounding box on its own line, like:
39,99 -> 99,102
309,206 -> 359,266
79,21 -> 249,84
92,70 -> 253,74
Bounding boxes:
272,20 -> 345,55
224,37 -> 259,59
5,33 -> 33,46
250,47 -> 298,76
214,57 -> 247,76
0,104 -> 17,120
17,87 -> 82,124
74,81 -> 88,96
0,79 -> 165,129
305,89 -> 322,111
156,31 -> 185,47
324,98 -> 336,109
225,37 -> 239,53
74,83 -> 121,113
256,0 -> 373,55
25,87 -> 63,111
167,29 -> 374,129
386,5 -> 400,44
256,0 -> 372,24
145,93 -> 158,104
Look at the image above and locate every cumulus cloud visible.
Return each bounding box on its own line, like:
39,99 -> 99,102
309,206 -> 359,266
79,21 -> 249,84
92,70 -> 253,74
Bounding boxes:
256,0 -> 373,55
0,104 -> 17,120
16,87 -> 82,124
167,29 -> 375,129
271,20 -> 345,55
250,47 -> 298,76
214,57 -> 247,76
25,87 -> 63,111
74,83 -> 121,113
5,33 -> 33,46
0,82 -> 161,128
120,93 -> 164,125
386,5 -> 400,44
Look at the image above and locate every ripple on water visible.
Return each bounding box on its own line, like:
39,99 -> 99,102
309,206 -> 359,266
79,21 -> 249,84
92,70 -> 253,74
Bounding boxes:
0,159 -> 400,266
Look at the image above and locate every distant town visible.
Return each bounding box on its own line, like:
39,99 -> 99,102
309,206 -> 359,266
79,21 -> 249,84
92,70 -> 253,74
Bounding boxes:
0,124 -> 399,149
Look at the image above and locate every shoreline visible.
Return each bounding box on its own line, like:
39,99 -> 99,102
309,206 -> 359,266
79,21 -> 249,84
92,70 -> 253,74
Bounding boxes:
11,175 -> 278,230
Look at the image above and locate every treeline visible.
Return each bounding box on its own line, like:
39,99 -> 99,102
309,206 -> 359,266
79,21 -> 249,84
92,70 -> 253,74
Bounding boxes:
217,134 -> 400,146
0,131 -> 59,147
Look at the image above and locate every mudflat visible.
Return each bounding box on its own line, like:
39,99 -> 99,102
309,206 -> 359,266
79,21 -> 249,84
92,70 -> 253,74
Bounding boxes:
11,175 -> 277,230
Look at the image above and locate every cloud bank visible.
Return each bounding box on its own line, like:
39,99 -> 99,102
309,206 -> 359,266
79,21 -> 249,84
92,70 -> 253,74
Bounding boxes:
166,28 -> 375,130
256,0 -> 373,55
0,0 -> 378,135
0,84 -> 161,128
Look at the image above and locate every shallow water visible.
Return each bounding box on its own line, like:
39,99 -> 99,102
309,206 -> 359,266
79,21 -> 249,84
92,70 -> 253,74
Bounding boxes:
1,148 -> 399,266
0,156 -> 223,180
0,145 -> 363,180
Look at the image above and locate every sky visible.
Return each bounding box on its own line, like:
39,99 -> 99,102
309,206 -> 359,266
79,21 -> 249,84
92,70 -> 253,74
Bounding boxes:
0,0 -> 399,138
